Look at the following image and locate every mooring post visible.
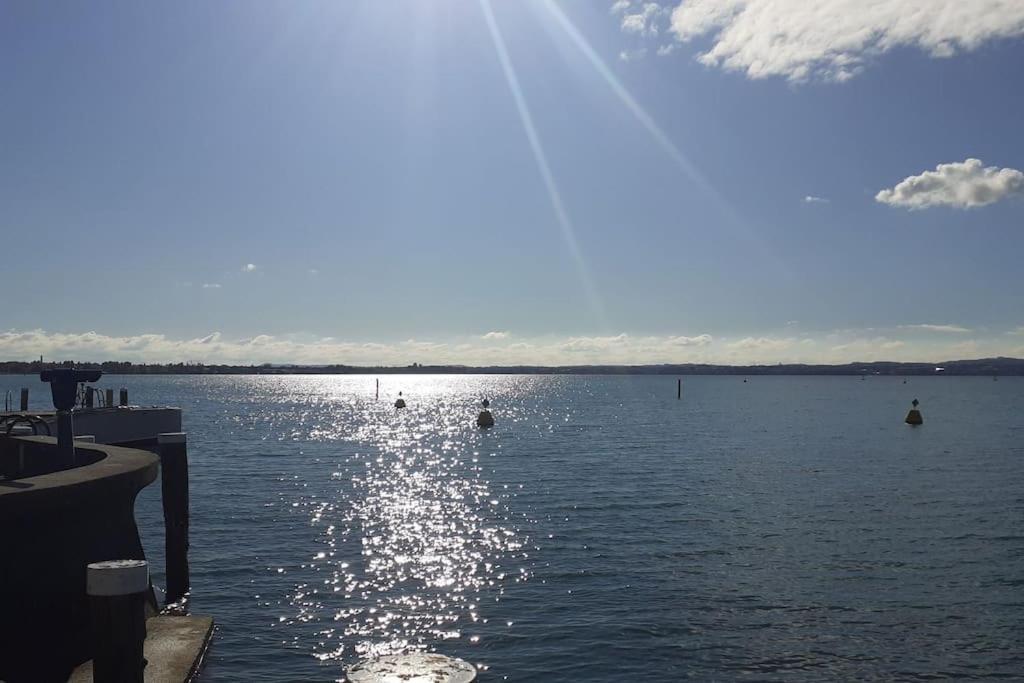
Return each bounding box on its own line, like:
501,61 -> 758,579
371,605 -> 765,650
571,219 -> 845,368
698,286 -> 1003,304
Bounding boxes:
19,387 -> 28,411
677,378 -> 682,400
105,388 -> 114,407
86,559 -> 149,683
158,432 -> 190,605
119,388 -> 129,407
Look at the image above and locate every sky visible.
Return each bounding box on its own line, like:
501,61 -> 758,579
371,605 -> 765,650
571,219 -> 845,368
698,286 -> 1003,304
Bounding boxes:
2,0 -> 1023,366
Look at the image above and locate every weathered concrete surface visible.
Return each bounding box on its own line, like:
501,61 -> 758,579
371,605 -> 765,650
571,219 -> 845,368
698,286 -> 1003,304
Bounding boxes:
70,615 -> 214,683
0,437 -> 159,682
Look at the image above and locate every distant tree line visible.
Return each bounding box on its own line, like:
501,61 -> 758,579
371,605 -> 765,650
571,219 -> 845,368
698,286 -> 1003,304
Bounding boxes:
1,357 -> 1022,376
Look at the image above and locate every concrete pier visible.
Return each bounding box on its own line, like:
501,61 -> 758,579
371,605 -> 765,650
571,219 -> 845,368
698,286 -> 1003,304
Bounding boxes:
70,615 -> 214,683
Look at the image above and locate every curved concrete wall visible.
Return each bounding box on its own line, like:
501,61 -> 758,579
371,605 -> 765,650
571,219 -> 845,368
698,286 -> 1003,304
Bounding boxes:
0,437 -> 158,682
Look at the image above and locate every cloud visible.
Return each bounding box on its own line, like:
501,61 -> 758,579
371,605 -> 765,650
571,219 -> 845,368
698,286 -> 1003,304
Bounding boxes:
481,331 -> 510,340
900,324 -> 972,333
307,269 -> 319,277
201,283 -> 222,289
621,2 -> 666,36
242,263 -> 257,272
876,159 -> 1024,209
803,195 -> 829,204
619,48 -> 648,62
659,0 -> 1024,82
3,328 -> 1020,366
610,0 -> 631,13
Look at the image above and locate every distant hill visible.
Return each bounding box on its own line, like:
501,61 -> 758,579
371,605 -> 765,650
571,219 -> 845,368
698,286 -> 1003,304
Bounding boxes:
2,357 -> 1023,375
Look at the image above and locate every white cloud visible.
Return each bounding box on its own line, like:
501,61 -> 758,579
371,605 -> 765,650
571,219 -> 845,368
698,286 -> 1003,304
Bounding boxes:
660,0 -> 1024,82
481,331 -> 510,340
876,159 -> 1024,209
2,328 -> 1019,366
242,263 -> 257,272
621,3 -> 666,36
610,0 -> 631,14
201,283 -> 222,289
900,324 -> 972,333
803,195 -> 829,204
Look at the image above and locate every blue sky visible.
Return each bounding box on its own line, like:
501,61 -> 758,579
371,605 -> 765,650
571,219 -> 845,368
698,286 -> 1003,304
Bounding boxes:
2,0 -> 1023,365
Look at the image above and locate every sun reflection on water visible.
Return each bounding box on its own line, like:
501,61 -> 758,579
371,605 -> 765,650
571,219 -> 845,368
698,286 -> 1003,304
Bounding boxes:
273,376 -> 538,668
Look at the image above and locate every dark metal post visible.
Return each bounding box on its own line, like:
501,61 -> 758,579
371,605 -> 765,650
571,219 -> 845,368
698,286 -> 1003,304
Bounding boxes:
119,388 -> 129,407
105,388 -> 114,407
158,432 -> 190,606
40,368 -> 101,465
677,378 -> 682,400
87,560 -> 149,683
85,386 -> 95,408
19,387 -> 28,411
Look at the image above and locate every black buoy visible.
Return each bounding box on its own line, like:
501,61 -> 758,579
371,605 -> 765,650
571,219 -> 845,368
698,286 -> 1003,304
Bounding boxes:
477,399 -> 494,428
905,398 -> 923,425
394,391 -> 406,409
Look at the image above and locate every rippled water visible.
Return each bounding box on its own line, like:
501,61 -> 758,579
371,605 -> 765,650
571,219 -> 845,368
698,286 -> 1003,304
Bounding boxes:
4,374 -> 1022,681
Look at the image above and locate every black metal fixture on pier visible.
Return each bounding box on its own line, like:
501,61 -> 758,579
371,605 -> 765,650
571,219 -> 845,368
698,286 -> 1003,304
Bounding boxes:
40,368 -> 102,463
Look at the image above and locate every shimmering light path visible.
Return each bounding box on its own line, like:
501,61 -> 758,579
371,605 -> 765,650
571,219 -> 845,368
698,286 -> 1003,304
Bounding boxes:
5,374 -> 1017,681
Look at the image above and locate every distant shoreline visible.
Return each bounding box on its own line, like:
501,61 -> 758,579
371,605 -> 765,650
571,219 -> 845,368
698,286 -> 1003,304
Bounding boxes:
2,358 -> 1022,376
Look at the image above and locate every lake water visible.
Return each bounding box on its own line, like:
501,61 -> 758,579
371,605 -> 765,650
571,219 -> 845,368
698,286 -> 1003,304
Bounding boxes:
3,374 -> 1023,681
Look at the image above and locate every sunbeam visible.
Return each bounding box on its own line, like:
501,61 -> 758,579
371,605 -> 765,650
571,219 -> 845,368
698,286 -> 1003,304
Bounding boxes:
535,0 -> 785,270
478,0 -> 608,326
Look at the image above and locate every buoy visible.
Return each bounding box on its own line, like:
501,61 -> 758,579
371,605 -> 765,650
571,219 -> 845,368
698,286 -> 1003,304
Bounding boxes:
348,653 -> 476,683
905,398 -> 923,425
477,399 -> 494,427
395,391 -> 406,409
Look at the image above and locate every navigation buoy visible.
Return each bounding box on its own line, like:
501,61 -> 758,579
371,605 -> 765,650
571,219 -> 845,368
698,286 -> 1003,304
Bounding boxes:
348,652 -> 476,683
477,399 -> 494,427
905,398 -> 923,425
395,391 -> 406,409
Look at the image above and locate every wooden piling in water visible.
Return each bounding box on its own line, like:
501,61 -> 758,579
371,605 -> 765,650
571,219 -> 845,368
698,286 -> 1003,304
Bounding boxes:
19,387 -> 28,411
158,432 -> 190,606
119,388 -> 128,406
677,378 -> 682,400
86,560 -> 149,683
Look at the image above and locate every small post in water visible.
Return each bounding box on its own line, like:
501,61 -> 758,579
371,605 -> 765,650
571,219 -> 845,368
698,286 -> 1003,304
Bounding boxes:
677,378 -> 682,400
119,388 -> 128,407
105,388 -> 114,407
158,432 -> 191,606
86,559 -> 149,683
905,398 -> 923,426
19,387 -> 28,411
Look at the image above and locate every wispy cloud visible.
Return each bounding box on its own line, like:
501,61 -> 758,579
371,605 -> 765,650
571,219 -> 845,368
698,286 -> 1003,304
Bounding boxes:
620,2 -> 667,37
624,1 -> 1024,82
876,159 -> 1024,209
619,48 -> 648,62
803,195 -> 829,204
3,328 -> 1019,366
900,324 -> 972,333
481,331 -> 510,340
201,283 -> 222,289
242,263 -> 257,273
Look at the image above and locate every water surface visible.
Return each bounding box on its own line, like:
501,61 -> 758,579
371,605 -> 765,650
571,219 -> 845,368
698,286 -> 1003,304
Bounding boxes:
3,374 -> 1022,681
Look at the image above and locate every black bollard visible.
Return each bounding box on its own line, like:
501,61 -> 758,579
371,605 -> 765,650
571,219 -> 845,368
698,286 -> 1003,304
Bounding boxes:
158,433 -> 191,606
87,560 -> 149,683
19,387 -> 28,411
119,388 -> 129,406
